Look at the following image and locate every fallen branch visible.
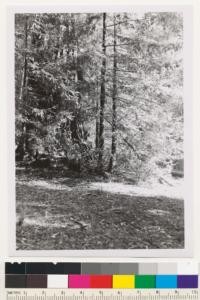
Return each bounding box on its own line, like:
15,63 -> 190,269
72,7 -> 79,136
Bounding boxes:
158,176 -> 173,186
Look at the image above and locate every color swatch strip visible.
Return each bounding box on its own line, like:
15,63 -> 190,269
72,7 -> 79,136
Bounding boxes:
5,274 -> 199,289
5,263 -> 200,289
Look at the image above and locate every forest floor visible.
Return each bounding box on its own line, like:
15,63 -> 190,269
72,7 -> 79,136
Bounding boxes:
16,167 -> 184,250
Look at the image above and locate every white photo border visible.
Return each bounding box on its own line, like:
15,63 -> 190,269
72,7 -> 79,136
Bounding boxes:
8,4 -> 193,257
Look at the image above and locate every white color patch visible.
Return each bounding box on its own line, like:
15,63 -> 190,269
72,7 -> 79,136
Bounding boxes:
157,263 -> 177,274
177,262 -> 199,274
47,275 -> 68,288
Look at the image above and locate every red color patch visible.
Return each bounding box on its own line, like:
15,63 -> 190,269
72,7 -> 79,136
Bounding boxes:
90,275 -> 113,288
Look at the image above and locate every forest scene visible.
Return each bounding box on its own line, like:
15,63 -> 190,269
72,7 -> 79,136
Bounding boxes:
15,12 -> 184,250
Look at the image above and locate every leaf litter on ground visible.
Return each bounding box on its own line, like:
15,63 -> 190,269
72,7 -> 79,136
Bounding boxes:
16,169 -> 184,250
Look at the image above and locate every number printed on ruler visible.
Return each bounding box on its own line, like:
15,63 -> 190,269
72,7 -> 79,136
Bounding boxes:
5,289 -> 200,300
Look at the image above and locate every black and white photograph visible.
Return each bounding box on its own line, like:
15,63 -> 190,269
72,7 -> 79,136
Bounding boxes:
13,9 -> 190,253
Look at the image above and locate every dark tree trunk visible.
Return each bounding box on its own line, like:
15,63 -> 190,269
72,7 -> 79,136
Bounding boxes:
108,15 -> 117,172
98,13 -> 106,171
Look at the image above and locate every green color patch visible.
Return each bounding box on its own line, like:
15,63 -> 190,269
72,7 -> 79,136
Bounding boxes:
135,275 -> 156,289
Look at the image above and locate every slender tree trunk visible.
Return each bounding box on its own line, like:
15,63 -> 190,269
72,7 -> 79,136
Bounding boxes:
19,16 -> 28,102
18,15 -> 29,160
98,13 -> 106,171
108,15 -> 117,172
95,80 -> 100,149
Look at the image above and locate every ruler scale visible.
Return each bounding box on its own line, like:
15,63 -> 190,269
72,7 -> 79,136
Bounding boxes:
4,289 -> 200,300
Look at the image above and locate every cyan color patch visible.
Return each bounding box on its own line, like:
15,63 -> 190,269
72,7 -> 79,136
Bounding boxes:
156,275 -> 177,288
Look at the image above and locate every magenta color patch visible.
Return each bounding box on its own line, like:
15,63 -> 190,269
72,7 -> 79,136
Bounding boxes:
68,275 -> 91,288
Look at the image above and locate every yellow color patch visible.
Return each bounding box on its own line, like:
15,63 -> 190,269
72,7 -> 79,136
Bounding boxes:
113,275 -> 135,289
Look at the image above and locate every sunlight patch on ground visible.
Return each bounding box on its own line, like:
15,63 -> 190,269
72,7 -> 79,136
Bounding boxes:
88,181 -> 183,200
17,177 -> 183,199
17,180 -> 72,191
147,209 -> 171,216
22,216 -> 80,229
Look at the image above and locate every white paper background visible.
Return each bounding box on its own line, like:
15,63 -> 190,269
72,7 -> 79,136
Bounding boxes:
0,0 -> 199,263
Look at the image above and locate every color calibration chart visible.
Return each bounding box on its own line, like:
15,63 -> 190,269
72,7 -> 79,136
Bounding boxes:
3,262 -> 200,300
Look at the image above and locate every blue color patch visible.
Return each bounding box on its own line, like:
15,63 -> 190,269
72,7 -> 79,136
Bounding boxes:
156,275 -> 177,288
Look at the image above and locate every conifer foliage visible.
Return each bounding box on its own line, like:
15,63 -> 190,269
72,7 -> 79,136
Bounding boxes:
15,12 -> 183,180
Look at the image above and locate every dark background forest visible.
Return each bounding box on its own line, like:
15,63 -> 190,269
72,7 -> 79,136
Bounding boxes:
15,12 -> 184,250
